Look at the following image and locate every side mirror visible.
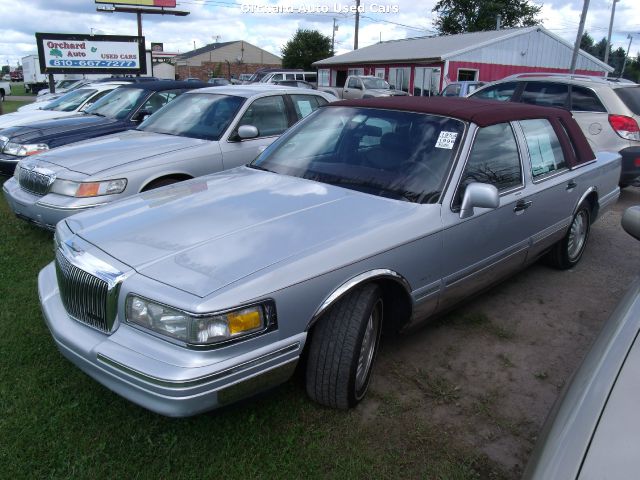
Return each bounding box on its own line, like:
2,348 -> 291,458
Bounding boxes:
237,125 -> 259,140
460,183 -> 499,219
621,206 -> 640,241
133,110 -> 152,122
389,84 -> 396,90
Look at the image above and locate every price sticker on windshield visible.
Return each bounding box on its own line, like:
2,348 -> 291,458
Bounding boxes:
435,131 -> 458,149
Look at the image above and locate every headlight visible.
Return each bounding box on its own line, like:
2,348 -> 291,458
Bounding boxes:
126,295 -> 272,345
3,142 -> 49,157
49,178 -> 127,197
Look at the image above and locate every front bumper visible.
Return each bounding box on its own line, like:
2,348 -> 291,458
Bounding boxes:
2,177 -> 104,230
38,263 -> 305,417
620,146 -> 640,186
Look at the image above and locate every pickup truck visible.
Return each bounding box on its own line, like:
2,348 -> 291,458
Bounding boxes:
0,80 -> 11,101
37,97 -> 620,417
320,75 -> 408,99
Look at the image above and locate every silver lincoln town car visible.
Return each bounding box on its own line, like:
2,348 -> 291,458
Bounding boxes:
38,97 -> 621,416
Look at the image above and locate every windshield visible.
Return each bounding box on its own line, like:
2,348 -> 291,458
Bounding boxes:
362,78 -> 390,89
44,88 -> 97,112
139,93 -> 245,141
85,87 -> 146,119
56,80 -> 77,89
252,107 -> 465,203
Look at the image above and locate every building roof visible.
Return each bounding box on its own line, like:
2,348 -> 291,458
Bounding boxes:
313,26 -> 612,72
176,41 -> 237,60
329,96 -> 594,166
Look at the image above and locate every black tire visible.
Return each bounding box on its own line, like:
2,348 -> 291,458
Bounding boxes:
141,177 -> 182,192
547,203 -> 591,270
0,89 -> 4,102
306,284 -> 383,409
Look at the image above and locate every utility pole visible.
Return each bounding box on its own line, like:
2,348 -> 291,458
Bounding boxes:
570,0 -> 590,74
620,34 -> 633,78
331,18 -> 338,55
604,0 -> 619,67
496,14 -> 501,30
354,0 -> 360,50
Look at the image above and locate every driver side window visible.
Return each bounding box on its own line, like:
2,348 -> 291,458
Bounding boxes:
455,123 -> 522,206
237,95 -> 288,138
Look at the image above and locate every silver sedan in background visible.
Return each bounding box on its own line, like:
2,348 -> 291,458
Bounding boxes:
3,85 -> 335,229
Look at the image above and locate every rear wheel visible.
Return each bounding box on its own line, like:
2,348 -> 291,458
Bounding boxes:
0,89 -> 5,102
547,203 -> 591,269
306,284 -> 383,409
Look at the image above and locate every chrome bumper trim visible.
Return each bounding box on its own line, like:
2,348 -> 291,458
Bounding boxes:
97,342 -> 300,388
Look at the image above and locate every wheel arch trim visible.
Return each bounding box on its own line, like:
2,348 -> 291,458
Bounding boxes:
306,269 -> 413,331
574,186 -> 598,216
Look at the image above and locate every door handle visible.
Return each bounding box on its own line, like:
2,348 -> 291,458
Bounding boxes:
566,180 -> 577,191
513,200 -> 533,213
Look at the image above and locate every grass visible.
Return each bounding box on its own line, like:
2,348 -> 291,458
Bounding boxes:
440,311 -> 516,340
7,82 -> 36,96
0,176 -> 508,479
0,100 -> 30,114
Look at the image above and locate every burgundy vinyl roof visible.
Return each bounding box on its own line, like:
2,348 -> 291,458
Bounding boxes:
330,96 -> 595,166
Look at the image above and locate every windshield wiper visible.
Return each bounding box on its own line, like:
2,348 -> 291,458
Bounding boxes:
248,164 -> 274,173
315,176 -> 417,202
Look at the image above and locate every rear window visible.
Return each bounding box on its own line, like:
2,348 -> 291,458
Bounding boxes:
616,87 -> 640,115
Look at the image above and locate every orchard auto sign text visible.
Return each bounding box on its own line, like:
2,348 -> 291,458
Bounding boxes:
35,33 -> 146,74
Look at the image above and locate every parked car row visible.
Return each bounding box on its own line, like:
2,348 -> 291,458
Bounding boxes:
0,73 -> 634,438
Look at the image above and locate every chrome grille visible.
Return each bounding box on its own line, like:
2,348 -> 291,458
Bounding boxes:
18,167 -> 53,196
55,249 -> 110,332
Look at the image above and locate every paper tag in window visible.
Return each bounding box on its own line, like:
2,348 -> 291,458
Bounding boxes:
435,131 -> 458,149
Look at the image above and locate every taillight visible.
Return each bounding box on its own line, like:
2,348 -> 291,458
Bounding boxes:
608,114 -> 640,141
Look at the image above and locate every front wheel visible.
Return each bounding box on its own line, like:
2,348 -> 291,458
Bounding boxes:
547,203 -> 591,269
306,284 -> 383,409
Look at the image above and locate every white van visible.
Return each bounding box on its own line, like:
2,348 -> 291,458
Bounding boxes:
259,71 -> 317,85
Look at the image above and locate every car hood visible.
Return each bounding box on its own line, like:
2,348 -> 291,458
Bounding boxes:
67,167 -> 417,297
33,130 -> 205,175
0,110 -> 76,129
0,114 -> 115,143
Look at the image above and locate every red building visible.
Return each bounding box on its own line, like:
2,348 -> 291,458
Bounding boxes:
313,26 -> 614,95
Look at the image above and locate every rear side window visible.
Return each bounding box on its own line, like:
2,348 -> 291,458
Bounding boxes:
290,94 -> 327,120
456,122 -> 521,205
521,82 -> 569,108
616,87 -> 640,115
571,86 -> 606,112
471,82 -> 517,101
520,119 -> 567,178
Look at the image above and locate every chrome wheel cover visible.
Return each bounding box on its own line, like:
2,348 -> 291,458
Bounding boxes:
355,299 -> 382,397
567,210 -> 588,261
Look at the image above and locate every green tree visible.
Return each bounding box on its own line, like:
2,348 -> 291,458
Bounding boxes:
432,0 -> 542,35
281,29 -> 332,70
580,32 -> 595,52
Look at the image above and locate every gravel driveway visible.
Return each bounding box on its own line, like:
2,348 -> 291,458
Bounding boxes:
359,186 -> 640,478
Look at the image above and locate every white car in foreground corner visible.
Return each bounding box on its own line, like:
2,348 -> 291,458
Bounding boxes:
0,82 -> 127,129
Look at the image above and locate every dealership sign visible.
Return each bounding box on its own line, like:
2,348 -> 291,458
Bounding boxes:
35,33 -> 146,74
95,0 -> 177,7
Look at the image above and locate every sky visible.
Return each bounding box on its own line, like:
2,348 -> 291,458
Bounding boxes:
0,0 -> 638,68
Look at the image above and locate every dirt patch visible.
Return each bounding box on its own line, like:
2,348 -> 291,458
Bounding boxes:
356,187 -> 640,479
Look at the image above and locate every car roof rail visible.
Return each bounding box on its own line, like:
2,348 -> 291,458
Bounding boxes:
501,72 -> 611,83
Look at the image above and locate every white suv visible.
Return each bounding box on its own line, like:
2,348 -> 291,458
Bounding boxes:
470,74 -> 640,187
